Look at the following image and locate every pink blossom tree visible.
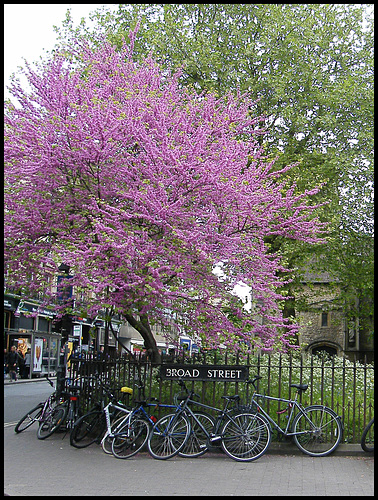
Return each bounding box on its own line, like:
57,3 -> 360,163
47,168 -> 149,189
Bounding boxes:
4,35 -> 327,363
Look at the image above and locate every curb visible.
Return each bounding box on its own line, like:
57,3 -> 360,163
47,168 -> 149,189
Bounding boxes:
266,442 -> 365,457
4,376 -> 57,385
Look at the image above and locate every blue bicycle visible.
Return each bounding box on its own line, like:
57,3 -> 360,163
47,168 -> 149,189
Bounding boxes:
110,393 -> 178,459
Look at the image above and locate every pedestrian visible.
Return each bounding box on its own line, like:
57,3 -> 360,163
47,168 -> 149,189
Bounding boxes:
4,349 -> 9,379
6,346 -> 19,382
22,348 -> 31,379
17,347 -> 25,378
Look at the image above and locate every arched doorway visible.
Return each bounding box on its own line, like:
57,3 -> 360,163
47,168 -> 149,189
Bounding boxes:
312,345 -> 337,357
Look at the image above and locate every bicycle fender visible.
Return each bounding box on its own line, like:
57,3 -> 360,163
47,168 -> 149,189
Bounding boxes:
303,405 -> 344,430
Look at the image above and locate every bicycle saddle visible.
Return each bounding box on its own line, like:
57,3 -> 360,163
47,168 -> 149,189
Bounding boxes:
290,384 -> 308,391
121,386 -> 133,394
221,395 -> 240,401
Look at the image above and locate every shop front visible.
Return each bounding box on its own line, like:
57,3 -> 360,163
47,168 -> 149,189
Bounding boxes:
4,294 -> 62,378
5,330 -> 62,378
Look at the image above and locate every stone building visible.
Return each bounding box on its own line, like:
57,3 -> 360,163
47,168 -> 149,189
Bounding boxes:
296,265 -> 374,362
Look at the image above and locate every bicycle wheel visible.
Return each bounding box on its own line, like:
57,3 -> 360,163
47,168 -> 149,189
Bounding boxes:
292,405 -> 342,457
37,403 -> 68,440
101,413 -> 130,454
15,403 -> 44,433
70,410 -> 106,448
111,418 -> 151,459
147,412 -> 190,460
361,418 -> 374,453
221,412 -> 271,462
179,412 -> 215,458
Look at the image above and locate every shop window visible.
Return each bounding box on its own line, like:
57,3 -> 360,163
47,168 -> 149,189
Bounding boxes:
38,317 -> 50,332
19,314 -> 34,330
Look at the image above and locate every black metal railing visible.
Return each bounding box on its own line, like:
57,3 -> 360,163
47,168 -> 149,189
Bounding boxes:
68,350 -> 374,444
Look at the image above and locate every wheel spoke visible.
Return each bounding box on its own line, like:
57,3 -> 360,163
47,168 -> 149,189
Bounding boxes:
293,407 -> 342,456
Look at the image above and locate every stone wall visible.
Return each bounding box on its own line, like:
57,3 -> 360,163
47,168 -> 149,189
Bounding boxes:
296,282 -> 345,355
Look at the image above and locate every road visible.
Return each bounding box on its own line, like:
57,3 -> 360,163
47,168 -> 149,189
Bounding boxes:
4,378 -> 55,425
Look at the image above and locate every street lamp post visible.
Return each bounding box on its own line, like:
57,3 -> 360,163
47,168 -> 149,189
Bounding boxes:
56,263 -> 71,394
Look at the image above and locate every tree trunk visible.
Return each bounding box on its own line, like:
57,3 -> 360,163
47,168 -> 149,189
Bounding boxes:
124,312 -> 162,365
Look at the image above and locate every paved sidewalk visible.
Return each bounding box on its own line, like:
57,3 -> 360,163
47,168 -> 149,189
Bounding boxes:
4,425 -> 374,496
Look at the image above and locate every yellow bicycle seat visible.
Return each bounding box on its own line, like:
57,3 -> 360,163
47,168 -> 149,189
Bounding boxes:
121,386 -> 133,394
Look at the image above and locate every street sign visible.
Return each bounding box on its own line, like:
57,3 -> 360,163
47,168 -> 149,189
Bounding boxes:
160,364 -> 249,381
73,325 -> 81,337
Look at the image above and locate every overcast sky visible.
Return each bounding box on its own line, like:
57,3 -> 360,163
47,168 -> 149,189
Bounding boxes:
4,4 -> 118,99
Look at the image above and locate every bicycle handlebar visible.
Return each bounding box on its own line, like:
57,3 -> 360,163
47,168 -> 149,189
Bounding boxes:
177,378 -> 200,400
246,376 -> 262,389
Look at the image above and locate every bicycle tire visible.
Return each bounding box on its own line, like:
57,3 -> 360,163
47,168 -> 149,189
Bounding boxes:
147,412 -> 190,460
37,402 -> 68,440
361,417 -> 374,453
179,412 -> 216,458
70,410 -> 106,448
14,403 -> 44,433
111,418 -> 151,459
64,401 -> 83,431
221,412 -> 271,462
292,405 -> 342,457
101,413 -> 130,454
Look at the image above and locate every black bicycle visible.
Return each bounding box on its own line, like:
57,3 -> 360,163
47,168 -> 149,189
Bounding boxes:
15,375 -> 62,435
54,377 -> 83,437
361,417 -> 374,453
70,375 -> 131,449
36,375 -> 84,440
147,379 -> 271,462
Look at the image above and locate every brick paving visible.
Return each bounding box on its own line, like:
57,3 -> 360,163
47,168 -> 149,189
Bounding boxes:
4,424 -> 374,496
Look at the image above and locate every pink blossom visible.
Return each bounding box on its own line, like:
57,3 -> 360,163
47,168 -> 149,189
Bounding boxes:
4,36 -> 327,354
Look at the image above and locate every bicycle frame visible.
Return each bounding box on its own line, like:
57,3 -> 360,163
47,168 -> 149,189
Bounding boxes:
105,400 -> 178,440
104,394 -> 177,438
37,375 -> 66,423
103,401 -> 131,437
249,391 -> 314,437
39,393 -> 58,422
176,385 -> 248,443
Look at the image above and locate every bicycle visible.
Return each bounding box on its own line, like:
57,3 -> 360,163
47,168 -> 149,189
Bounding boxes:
246,375 -> 343,457
147,379 -> 271,462
54,377 -> 83,438
110,384 -> 178,459
177,378 -> 271,461
70,375 -> 132,450
36,374 -> 85,440
361,417 -> 374,453
101,377 -> 148,454
14,375 -> 58,434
